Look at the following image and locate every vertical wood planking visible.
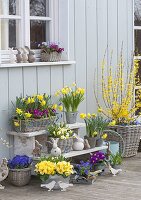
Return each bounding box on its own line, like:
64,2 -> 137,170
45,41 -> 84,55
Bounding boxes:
23,67 -> 37,95
74,0 -> 87,116
37,66 -> 51,95
97,0 -> 108,108
0,69 -> 9,158
86,0 -> 98,113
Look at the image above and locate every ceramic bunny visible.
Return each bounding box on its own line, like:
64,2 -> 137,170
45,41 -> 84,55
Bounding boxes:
9,48 -> 17,64
21,48 -> 28,63
16,48 -> 23,63
50,138 -> 61,157
25,46 -> 36,63
72,134 -> 84,151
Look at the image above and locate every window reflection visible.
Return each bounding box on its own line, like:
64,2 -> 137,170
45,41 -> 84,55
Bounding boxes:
30,0 -> 49,17
9,0 -> 16,15
135,0 -> 141,26
134,30 -> 141,56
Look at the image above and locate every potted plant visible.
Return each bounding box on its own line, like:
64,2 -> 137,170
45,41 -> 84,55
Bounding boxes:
94,51 -> 141,157
110,152 -> 122,169
55,83 -> 85,124
71,161 -> 96,184
47,123 -> 74,153
12,93 -> 57,132
35,156 -> 73,190
89,151 -> 106,171
8,155 -> 32,186
80,112 -> 109,148
39,42 -> 64,62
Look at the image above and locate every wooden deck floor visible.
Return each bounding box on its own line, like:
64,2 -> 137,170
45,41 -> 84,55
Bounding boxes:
1,153 -> 141,200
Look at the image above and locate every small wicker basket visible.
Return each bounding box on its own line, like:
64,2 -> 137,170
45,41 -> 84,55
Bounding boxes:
108,125 -> 141,157
13,116 -> 56,132
8,168 -> 31,186
41,52 -> 62,62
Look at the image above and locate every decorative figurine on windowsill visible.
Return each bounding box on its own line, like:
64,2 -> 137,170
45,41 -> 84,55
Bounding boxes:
9,48 -> 17,64
25,46 -> 36,63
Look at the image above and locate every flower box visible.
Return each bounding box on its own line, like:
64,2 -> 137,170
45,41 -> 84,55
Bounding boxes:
41,52 -> 62,62
13,116 -> 55,132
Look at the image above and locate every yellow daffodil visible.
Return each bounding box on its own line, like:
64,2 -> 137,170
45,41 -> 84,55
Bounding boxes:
98,107 -> 103,113
37,95 -> 43,101
102,133 -> 107,140
30,98 -> 35,103
92,131 -> 98,137
16,108 -> 23,115
14,121 -> 20,127
91,113 -> 97,118
24,112 -> 32,118
87,113 -> 91,118
26,97 -> 31,104
61,88 -> 68,95
80,113 -> 86,119
41,100 -> 46,106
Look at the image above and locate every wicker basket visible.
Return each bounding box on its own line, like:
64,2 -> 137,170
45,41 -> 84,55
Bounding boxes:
13,116 -> 55,132
108,125 -> 141,157
8,168 -> 31,186
41,52 -> 62,62
47,137 -> 73,153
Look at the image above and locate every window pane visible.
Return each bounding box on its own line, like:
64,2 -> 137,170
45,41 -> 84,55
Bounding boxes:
0,19 -> 19,49
135,60 -> 141,86
30,0 -> 49,17
30,20 -> 49,49
0,0 -> 19,15
135,0 -> 141,26
134,30 -> 141,56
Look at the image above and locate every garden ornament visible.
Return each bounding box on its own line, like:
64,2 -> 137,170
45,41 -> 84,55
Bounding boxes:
21,48 -> 28,63
25,46 -> 36,63
84,139 -> 90,149
0,158 -> 9,189
16,48 -> 23,63
72,133 -> 84,151
32,140 -> 42,157
9,48 -> 17,64
41,180 -> 56,191
106,161 -> 122,176
49,138 -> 61,157
58,181 -> 73,191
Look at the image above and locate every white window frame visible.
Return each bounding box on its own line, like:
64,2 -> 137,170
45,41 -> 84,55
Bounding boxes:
0,0 -> 70,66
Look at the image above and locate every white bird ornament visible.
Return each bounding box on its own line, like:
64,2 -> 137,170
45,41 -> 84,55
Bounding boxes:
58,181 -> 73,191
41,180 -> 56,191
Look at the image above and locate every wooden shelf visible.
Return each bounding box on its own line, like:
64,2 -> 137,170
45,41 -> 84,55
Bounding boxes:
7,130 -> 47,137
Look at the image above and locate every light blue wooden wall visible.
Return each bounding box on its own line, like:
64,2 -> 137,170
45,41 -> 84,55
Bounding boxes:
0,0 -> 133,159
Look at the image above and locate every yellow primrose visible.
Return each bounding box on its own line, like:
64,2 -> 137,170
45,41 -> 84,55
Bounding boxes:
52,104 -> 57,110
37,95 -> 43,101
102,133 -> 107,140
80,113 -> 86,119
58,105 -> 63,111
25,112 -> 32,118
41,100 -> 46,106
14,122 -> 20,127
16,108 -> 23,115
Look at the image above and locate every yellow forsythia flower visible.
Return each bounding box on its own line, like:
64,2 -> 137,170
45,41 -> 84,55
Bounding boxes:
25,112 -> 32,118
16,108 -> 23,115
58,105 -> 63,111
109,120 -> 116,126
102,133 -> 107,140
41,100 -> 46,106
80,113 -> 86,119
14,122 -> 20,127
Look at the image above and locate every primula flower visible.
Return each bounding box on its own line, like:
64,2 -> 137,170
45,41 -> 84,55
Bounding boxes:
102,133 -> 107,139
58,105 -> 63,111
52,104 -> 57,110
89,151 -> 105,165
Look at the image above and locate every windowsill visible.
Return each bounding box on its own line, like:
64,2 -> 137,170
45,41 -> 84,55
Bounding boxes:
0,60 -> 76,68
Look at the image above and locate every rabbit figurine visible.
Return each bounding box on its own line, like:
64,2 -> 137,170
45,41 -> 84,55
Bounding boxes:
9,48 -> 17,64
16,48 -> 23,63
21,48 -> 28,63
50,138 -> 61,157
25,46 -> 36,63
72,134 -> 84,151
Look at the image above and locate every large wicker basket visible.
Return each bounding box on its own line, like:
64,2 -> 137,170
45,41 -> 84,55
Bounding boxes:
47,137 -> 73,153
108,125 -> 141,157
8,168 -> 31,186
13,116 -> 55,132
41,52 -> 62,62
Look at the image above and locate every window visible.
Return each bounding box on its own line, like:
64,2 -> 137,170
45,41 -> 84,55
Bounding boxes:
0,0 -> 69,65
134,0 -> 141,114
